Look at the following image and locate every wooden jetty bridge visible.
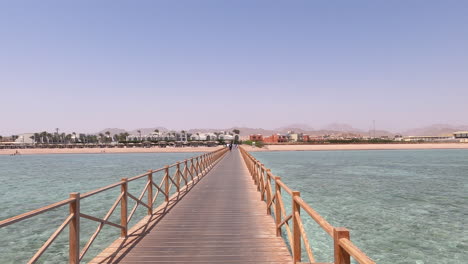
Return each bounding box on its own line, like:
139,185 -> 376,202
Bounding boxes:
0,147 -> 375,264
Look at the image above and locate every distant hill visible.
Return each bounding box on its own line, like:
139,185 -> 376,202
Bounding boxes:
187,127 -> 278,136
128,127 -> 169,135
97,128 -> 129,135
402,124 -> 468,136
322,123 -> 361,132
94,123 -> 467,138
275,123 -> 314,133
97,127 -> 169,135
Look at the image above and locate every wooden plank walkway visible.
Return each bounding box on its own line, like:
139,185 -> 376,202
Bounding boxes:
91,149 -> 292,263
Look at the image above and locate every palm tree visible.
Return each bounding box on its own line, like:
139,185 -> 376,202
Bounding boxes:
46,133 -> 53,144
181,130 -> 186,141
105,131 -> 111,143
137,130 -> 142,141
33,133 -> 40,144
79,133 -> 86,143
40,131 -> 47,144
232,129 -> 240,135
98,133 -> 104,143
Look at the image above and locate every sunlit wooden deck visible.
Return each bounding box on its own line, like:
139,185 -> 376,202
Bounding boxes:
91,149 -> 291,263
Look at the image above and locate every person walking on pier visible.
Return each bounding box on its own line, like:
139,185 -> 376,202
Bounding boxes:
229,143 -> 233,151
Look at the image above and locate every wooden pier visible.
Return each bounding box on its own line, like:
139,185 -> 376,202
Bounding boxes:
0,147 -> 375,264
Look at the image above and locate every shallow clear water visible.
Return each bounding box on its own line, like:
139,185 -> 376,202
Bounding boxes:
252,149 -> 468,264
0,152 -> 202,263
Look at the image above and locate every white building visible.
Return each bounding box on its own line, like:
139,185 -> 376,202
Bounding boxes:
218,134 -> 234,141
403,136 -> 454,142
15,133 -> 35,144
454,131 -> 468,142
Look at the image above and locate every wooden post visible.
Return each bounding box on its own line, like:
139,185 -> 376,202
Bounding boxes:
194,158 -> 199,176
266,169 -> 272,214
255,161 -> 259,185
184,160 -> 190,182
190,158 -> 195,178
164,166 -> 169,201
200,155 -> 205,173
207,153 -> 211,168
199,156 -> 203,174
334,227 -> 351,264
292,191 -> 301,263
203,154 -> 207,171
275,177 -> 281,237
147,170 -> 153,215
260,164 -> 265,200
69,192 -> 80,264
176,162 -> 181,187
120,178 -> 128,237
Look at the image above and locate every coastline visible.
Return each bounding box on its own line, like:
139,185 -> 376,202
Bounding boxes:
2,143 -> 468,155
0,146 -> 223,155
242,143 -> 468,152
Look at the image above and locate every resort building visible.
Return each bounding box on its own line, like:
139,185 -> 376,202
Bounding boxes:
403,136 -> 454,142
263,134 -> 288,143
454,131 -> 468,142
14,133 -> 35,144
288,132 -> 305,142
249,134 -> 263,141
218,134 -> 234,141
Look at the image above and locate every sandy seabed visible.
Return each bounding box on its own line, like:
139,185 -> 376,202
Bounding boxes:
242,143 -> 468,152
0,146 -> 224,155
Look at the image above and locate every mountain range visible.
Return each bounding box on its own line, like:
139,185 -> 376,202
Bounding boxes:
98,123 -> 468,137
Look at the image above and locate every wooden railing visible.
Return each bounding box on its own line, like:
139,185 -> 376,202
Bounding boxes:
239,147 -> 375,264
0,147 -> 228,264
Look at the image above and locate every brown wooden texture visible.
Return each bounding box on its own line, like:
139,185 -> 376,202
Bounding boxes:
69,193 -> 80,264
90,149 -> 292,264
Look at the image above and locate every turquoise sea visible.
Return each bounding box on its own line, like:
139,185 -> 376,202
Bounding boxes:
0,150 -> 467,263
0,152 -> 202,263
252,149 -> 468,264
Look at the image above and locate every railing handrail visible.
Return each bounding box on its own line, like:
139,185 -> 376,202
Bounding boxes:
239,146 -> 375,264
0,147 -> 228,263
0,198 -> 75,228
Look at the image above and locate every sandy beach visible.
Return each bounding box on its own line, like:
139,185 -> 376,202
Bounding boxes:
2,143 -> 468,155
242,143 -> 468,152
0,146 -> 224,155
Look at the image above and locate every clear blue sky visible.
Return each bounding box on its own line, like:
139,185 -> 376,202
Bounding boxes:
1,0 -> 467,135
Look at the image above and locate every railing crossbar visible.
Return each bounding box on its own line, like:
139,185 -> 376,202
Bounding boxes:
127,181 -> 151,223
295,211 -> 315,263
127,193 -> 151,212
79,192 -> 124,260
28,213 -> 74,264
0,198 -> 74,228
278,213 -> 292,229
80,213 -> 124,230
